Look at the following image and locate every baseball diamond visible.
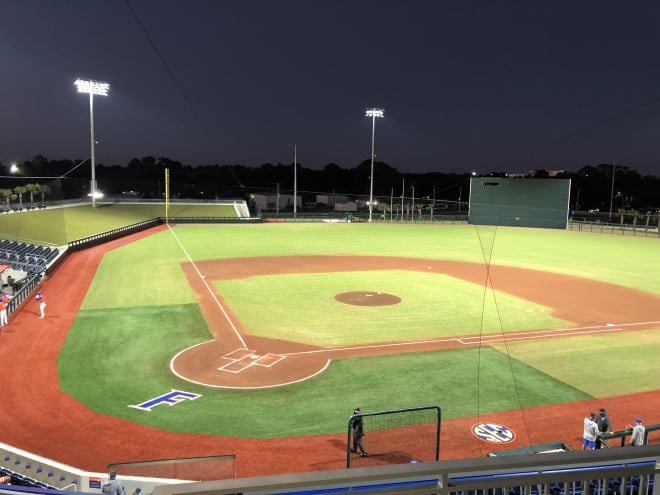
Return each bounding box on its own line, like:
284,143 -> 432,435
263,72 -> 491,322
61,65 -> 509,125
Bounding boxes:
1,223 -> 659,479
172,255 -> 660,389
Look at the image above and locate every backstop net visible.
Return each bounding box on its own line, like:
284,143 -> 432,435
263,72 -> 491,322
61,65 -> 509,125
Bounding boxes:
346,405 -> 441,468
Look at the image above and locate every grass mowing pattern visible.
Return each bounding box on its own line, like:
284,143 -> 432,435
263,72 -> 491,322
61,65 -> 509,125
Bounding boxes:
80,232 -> 196,309
216,271 -> 569,346
493,328 -> 660,398
54,223 -> 659,439
59,334 -> 590,438
0,203 -> 238,245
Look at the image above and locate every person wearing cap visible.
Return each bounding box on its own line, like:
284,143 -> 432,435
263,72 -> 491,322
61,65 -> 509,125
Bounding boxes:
350,407 -> 368,457
582,412 -> 599,450
630,418 -> 645,446
36,290 -> 46,318
102,471 -> 125,495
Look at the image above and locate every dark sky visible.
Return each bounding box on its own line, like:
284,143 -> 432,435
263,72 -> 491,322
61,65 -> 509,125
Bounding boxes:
2,0 -> 660,176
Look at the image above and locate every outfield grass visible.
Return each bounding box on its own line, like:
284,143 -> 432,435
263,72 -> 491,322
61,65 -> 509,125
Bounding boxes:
0,203 -> 238,245
172,223 -> 660,295
492,328 -> 660,398
56,222 -> 660,439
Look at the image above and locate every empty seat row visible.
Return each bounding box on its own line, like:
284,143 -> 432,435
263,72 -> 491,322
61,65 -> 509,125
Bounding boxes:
0,241 -> 59,272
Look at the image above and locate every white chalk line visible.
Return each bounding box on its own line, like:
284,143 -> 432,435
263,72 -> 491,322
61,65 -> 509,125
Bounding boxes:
166,225 -> 247,348
171,340 -> 331,389
281,320 -> 660,357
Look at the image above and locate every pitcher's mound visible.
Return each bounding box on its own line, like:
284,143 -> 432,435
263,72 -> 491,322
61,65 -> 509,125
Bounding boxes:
335,291 -> 401,306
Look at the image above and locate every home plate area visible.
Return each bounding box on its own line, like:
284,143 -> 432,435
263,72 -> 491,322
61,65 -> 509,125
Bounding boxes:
218,348 -> 286,373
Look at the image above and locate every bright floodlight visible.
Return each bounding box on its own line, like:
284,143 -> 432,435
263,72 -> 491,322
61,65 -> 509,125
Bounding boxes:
75,78 -> 110,207
365,108 -> 385,222
75,78 -> 110,96
365,108 -> 384,118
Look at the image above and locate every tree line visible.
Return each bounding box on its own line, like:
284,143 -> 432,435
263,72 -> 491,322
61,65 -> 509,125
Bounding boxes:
1,154 -> 657,213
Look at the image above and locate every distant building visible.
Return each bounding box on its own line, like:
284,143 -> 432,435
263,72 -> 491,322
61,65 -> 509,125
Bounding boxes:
250,193 -> 301,211
334,200 -> 357,212
316,194 -> 350,206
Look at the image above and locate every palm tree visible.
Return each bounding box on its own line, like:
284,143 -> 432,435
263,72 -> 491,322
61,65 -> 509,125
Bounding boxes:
37,183 -> 51,204
25,183 -> 40,206
14,185 -> 27,210
0,189 -> 15,210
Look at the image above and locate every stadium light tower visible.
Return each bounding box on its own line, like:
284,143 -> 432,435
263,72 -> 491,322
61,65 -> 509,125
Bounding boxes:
75,78 -> 110,208
365,108 -> 384,222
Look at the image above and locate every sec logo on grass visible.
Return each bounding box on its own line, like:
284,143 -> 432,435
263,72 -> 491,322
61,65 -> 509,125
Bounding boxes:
472,423 -> 516,443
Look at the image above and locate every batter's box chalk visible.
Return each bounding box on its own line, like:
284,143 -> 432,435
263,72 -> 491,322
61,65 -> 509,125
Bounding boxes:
224,348 -> 255,360
218,360 -> 253,373
254,353 -> 285,367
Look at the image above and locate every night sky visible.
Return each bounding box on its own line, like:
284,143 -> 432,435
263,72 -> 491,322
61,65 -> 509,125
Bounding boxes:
2,0 -> 660,176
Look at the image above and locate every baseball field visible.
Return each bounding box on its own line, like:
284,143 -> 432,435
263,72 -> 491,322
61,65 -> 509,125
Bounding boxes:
1,204 -> 659,478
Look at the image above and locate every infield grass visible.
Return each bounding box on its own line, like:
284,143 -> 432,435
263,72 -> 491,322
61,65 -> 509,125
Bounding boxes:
216,271 -> 569,346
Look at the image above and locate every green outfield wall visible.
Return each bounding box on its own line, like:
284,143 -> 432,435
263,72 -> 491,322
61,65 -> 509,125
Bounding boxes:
468,177 -> 570,229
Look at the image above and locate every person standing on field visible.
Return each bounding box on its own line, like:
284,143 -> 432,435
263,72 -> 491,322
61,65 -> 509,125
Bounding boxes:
582,412 -> 599,450
351,407 -> 368,457
36,291 -> 46,318
630,418 -> 646,446
0,293 -> 9,327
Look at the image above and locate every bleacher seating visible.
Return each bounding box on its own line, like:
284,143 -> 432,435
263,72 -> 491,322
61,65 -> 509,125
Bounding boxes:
0,241 -> 59,273
0,467 -> 55,490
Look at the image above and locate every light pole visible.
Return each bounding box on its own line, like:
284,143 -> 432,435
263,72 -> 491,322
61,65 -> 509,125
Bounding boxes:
75,78 -> 110,207
608,162 -> 616,221
365,107 -> 384,222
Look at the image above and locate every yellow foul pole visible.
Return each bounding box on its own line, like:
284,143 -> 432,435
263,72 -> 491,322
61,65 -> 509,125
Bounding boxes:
165,168 -> 170,224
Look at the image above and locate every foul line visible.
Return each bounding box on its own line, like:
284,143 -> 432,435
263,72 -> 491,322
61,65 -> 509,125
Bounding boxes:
281,321 -> 660,357
166,225 -> 247,348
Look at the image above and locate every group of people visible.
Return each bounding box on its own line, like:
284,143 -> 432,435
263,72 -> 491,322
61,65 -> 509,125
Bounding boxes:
0,290 -> 46,329
582,408 -> 646,449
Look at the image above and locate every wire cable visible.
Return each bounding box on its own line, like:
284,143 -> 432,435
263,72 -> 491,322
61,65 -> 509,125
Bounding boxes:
122,0 -> 244,188
474,223 -> 533,455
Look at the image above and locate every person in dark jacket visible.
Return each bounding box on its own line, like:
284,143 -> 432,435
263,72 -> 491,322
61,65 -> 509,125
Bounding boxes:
351,407 -> 368,457
595,407 -> 612,449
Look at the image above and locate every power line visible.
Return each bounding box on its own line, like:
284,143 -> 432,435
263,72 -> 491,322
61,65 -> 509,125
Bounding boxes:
497,95 -> 660,170
122,0 -> 244,188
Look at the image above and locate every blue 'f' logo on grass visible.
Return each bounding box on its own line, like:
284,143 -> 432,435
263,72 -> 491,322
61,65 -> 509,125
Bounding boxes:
130,390 -> 202,411
472,423 -> 515,443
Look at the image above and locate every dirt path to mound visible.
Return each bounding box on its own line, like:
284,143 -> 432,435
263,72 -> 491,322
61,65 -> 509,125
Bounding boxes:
0,227 -> 659,479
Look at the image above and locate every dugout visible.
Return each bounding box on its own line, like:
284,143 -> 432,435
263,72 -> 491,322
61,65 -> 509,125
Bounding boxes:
469,177 -> 571,229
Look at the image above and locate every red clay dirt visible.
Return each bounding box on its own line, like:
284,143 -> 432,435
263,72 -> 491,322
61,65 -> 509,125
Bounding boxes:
1,226 -> 659,479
